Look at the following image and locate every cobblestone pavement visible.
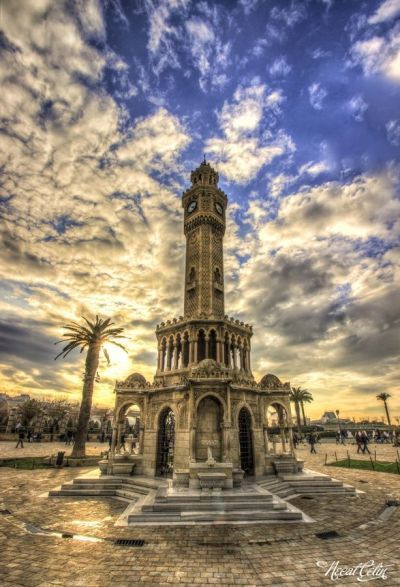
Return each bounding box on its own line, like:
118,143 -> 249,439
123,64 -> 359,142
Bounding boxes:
0,443 -> 399,586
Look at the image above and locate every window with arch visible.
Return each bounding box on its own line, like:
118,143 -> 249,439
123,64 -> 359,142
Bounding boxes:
209,329 -> 217,361
197,329 -> 206,362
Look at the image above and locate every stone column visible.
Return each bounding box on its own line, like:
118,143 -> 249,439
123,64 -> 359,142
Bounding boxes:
138,423 -> 145,454
190,425 -> 197,462
247,343 -> 251,371
116,421 -> 124,453
278,407 -> 287,453
205,335 -> 209,359
193,340 -> 198,364
173,344 -> 178,370
216,338 -> 221,363
222,422 -> 231,462
157,346 -> 162,371
189,338 -> 194,364
232,344 -> 237,369
263,425 -> 270,454
110,424 -> 118,456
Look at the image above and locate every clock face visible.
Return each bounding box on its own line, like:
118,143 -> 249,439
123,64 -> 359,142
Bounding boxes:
187,201 -> 197,214
215,202 -> 223,215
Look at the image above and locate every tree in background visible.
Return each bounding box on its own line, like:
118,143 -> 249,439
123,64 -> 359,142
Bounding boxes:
376,393 -> 392,426
290,388 -> 303,429
299,389 -> 314,426
55,316 -> 126,458
19,399 -> 44,429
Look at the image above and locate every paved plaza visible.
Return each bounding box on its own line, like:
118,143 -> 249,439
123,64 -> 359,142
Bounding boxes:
0,442 -> 399,586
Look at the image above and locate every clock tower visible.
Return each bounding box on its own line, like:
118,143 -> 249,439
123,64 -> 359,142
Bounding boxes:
182,159 -> 228,319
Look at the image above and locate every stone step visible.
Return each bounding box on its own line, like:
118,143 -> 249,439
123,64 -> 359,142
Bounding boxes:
281,475 -> 334,482
71,480 -> 150,495
49,488 -> 116,497
145,500 -> 286,513
285,480 -> 343,487
115,488 -> 144,499
62,482 -> 120,491
164,492 -> 273,503
274,489 -> 295,498
179,509 -> 302,522
128,509 -> 302,524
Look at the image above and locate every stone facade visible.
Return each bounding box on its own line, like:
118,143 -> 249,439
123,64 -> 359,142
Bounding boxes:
108,160 -> 299,479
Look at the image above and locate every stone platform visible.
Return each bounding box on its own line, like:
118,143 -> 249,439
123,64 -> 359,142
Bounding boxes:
123,482 -> 307,525
48,465 -> 357,526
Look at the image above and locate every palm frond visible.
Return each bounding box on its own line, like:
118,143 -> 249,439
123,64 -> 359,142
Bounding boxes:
107,340 -> 128,352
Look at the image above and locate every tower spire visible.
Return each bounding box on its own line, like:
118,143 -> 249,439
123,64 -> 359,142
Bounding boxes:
182,160 -> 226,319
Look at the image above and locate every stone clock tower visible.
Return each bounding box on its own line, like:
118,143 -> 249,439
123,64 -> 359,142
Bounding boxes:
182,159 -> 227,319
108,158 -> 298,484
58,158 -> 345,522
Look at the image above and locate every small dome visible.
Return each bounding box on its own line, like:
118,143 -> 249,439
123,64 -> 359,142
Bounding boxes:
259,373 -> 282,389
124,372 -> 147,387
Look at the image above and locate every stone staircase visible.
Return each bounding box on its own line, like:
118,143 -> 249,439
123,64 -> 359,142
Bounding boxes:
49,468 -> 356,525
257,469 -> 357,499
125,484 -> 304,525
49,474 -> 162,502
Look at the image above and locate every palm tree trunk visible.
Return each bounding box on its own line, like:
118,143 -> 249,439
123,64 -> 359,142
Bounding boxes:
384,401 -> 391,426
300,401 -> 307,426
294,401 -> 301,429
71,342 -> 100,458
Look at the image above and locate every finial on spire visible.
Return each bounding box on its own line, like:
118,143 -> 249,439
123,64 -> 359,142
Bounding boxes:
203,154 -> 206,164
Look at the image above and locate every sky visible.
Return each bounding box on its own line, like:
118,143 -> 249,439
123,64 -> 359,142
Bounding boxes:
0,0 -> 399,421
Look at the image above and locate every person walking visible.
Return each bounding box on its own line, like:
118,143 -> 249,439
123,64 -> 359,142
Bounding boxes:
293,431 -> 298,449
15,426 -> 25,448
361,430 -> 371,454
355,430 -> 363,454
308,431 -> 317,454
65,429 -> 73,446
120,433 -> 126,452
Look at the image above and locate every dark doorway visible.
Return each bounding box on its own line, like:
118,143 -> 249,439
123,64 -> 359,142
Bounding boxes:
238,407 -> 254,476
156,408 -> 175,477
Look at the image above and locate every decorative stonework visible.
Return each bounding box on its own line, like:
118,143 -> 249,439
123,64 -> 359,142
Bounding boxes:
109,160 -> 298,479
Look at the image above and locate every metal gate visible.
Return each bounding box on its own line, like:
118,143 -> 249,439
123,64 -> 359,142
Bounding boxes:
238,408 -> 254,476
156,408 -> 175,477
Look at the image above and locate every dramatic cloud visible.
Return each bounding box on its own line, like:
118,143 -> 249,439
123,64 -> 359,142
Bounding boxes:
0,0 -> 399,421
228,168 -> 400,414
269,56 -> 292,77
386,119 -> 400,145
349,1 -> 400,84
0,0 -> 191,401
205,84 -> 294,183
308,82 -> 328,110
368,0 -> 400,24
347,95 -> 369,121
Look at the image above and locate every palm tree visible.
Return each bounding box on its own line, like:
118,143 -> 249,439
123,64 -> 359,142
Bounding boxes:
299,389 -> 313,426
55,315 -> 126,457
290,387 -> 303,429
376,392 -> 392,426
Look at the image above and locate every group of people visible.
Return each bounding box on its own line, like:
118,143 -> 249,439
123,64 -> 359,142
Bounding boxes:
355,430 -> 371,454
303,427 -> 400,454
14,423 -> 44,447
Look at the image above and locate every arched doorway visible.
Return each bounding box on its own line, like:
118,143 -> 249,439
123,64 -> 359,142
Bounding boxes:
266,403 -> 290,454
238,407 -> 254,476
156,408 -> 175,477
195,396 -> 223,461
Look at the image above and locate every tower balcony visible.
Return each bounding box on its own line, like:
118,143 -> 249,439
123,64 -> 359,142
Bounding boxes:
155,316 -> 254,380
